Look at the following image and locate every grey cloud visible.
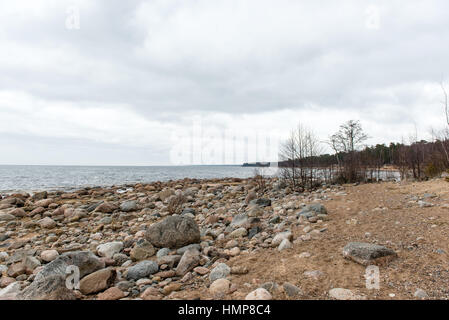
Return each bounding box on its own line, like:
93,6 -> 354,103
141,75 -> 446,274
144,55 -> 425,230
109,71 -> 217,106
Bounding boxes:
1,0 -> 449,164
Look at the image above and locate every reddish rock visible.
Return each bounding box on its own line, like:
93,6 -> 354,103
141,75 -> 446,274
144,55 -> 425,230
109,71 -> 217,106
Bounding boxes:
9,208 -> 26,217
141,287 -> 162,300
95,202 -> 117,214
30,207 -> 46,216
97,287 -> 125,300
162,283 -> 182,295
79,268 -> 116,295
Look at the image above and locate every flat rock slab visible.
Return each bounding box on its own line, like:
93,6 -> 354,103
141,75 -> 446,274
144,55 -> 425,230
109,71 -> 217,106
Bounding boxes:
343,242 -> 397,266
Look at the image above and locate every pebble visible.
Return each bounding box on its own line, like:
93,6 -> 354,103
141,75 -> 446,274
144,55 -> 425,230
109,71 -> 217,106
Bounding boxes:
209,278 -> 230,297
245,288 -> 272,300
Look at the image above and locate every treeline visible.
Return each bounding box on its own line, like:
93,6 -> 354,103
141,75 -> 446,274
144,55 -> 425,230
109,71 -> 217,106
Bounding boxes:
278,120 -> 449,191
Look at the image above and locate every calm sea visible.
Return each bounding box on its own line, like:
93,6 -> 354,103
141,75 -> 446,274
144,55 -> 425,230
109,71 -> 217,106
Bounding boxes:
0,165 -> 265,193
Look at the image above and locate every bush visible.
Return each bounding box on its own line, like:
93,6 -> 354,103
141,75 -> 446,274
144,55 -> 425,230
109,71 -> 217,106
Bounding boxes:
424,163 -> 441,178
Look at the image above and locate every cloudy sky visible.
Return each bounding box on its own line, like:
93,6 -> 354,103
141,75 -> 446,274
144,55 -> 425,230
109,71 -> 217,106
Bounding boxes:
1,0 -> 449,165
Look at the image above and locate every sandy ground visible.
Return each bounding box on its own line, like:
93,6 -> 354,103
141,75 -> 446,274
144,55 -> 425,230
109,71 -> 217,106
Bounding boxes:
171,179 -> 449,300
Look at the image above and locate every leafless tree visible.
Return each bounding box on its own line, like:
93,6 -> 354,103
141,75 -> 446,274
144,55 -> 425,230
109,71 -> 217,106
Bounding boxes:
329,120 -> 369,182
279,123 -> 322,191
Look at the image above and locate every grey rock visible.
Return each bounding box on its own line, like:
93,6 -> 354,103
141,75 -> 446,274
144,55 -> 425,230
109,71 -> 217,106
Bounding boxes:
283,283 -> 303,297
86,201 -> 104,213
342,242 -> 397,265
145,216 -> 200,249
120,200 -> 138,212
0,213 -> 15,222
177,244 -> 201,255
97,241 -> 123,259
156,248 -> 171,259
35,251 -> 105,282
249,198 -> 271,207
19,275 -> 77,300
248,226 -> 261,239
298,203 -> 327,218
230,213 -> 248,228
175,248 -> 201,276
32,191 -> 48,201
414,288 -> 428,299
209,263 -> 231,282
261,282 -> 279,293
0,282 -> 21,300
278,239 -> 292,251
157,255 -> 182,268
126,261 -> 159,280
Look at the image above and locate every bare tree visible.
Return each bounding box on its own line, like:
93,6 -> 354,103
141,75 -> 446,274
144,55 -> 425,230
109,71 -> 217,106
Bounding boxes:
329,120 -> 369,183
279,123 -> 322,191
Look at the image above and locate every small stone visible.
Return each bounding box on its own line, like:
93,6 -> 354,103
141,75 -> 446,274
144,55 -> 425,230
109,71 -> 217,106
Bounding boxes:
176,248 -> 201,276
97,287 -> 125,300
272,231 -> 292,246
39,217 -> 56,229
209,263 -> 231,282
9,208 -> 26,217
329,288 -> 365,300
40,250 -> 59,263
209,278 -> 230,297
245,288 -> 272,300
229,228 -> 247,238
95,202 -> 117,214
231,266 -> 249,275
141,287 -> 162,300
120,200 -> 138,212
283,282 -> 303,297
156,248 -> 171,259
97,242 -> 124,259
130,240 -> 155,261
162,283 -> 182,295
127,261 -> 159,280
193,267 -> 209,275
0,213 -> 16,221
303,270 -> 325,280
79,268 -> 116,295
278,239 -> 292,251
298,252 -> 311,258
414,289 -> 428,299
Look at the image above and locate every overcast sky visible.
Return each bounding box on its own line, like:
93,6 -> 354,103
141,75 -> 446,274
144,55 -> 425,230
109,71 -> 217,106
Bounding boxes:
1,0 -> 449,165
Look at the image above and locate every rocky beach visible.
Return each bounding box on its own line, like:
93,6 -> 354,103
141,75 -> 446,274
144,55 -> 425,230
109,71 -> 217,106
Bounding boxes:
1,176 -> 448,300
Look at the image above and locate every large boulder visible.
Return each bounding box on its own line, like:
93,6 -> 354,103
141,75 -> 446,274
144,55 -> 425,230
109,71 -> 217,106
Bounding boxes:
19,275 -> 77,300
34,251 -> 105,282
145,216 -> 200,249
342,242 -> 397,266
0,282 -> 21,300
